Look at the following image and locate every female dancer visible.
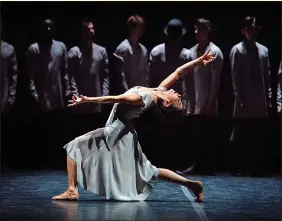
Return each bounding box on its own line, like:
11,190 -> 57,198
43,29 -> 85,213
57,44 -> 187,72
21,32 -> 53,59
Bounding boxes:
52,49 -> 215,202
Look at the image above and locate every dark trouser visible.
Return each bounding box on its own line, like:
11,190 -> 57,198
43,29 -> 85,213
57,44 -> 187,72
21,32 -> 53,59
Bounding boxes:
1,112 -> 18,169
11,108 -> 72,169
269,114 -> 281,174
1,110 -> 51,169
192,115 -> 219,174
24,110 -> 65,169
230,117 -> 269,176
183,115 -> 198,168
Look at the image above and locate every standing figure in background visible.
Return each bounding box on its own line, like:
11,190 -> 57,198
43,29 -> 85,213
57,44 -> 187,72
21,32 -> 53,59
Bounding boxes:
1,40 -> 18,169
148,18 -> 193,114
274,59 -> 282,172
1,40 -> 18,113
230,16 -> 271,176
26,19 -> 71,111
276,60 -> 282,112
25,19 -> 71,168
68,19 -> 109,114
178,18 -> 224,175
114,15 -> 148,93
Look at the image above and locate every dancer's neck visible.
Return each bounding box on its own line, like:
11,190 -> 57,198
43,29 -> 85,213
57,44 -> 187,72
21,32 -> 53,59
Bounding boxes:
198,39 -> 210,48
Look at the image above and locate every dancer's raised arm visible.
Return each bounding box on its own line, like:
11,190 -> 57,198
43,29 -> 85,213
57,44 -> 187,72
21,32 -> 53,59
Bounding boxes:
158,49 -> 215,90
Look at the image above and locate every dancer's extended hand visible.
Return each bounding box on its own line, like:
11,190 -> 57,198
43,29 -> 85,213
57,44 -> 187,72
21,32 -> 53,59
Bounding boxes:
201,49 -> 216,65
68,94 -> 89,107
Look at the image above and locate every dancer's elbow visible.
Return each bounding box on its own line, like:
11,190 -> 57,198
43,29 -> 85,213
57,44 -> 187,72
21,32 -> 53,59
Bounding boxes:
174,68 -> 183,78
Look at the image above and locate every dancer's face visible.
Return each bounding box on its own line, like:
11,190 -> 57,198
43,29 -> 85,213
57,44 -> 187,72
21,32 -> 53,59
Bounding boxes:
241,25 -> 259,42
194,24 -> 209,42
40,19 -> 54,40
163,89 -> 183,110
82,22 -> 95,40
130,26 -> 144,40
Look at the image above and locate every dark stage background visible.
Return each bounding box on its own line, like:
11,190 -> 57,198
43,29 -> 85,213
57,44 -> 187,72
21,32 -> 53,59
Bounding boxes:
1,2 -> 281,173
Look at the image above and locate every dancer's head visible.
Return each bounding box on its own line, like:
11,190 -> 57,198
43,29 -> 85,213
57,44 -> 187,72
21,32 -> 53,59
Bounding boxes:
164,18 -> 186,42
241,16 -> 260,42
39,19 -> 54,42
194,18 -> 211,43
156,89 -> 183,115
81,18 -> 95,41
127,15 -> 145,41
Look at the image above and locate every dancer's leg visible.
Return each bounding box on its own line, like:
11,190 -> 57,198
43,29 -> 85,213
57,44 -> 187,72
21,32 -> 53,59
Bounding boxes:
66,155 -> 78,189
158,168 -> 203,202
52,155 -> 79,200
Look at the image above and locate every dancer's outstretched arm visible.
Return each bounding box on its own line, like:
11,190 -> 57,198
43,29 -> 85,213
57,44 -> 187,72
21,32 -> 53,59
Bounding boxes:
68,93 -> 150,107
158,49 -> 215,90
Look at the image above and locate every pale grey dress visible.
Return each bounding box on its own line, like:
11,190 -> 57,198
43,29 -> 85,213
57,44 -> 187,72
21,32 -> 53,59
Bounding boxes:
64,86 -> 164,201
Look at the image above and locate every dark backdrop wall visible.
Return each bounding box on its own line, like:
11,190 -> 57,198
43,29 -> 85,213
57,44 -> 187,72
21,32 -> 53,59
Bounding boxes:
1,1 -> 281,171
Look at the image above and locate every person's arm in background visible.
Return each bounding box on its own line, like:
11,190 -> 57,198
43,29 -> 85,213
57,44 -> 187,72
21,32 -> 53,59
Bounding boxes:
230,46 -> 244,107
101,48 -> 110,96
143,48 -> 149,87
26,45 -> 39,104
207,48 -> 224,109
148,49 -> 156,88
67,48 -> 79,97
114,45 -> 129,92
276,59 -> 282,112
7,46 -> 18,111
61,43 -> 72,107
182,51 -> 195,115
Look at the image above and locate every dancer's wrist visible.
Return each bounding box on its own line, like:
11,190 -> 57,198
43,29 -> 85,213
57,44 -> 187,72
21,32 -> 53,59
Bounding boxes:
199,56 -> 204,63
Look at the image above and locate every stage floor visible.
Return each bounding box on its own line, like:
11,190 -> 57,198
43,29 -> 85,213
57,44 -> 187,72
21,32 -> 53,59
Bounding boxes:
0,170 -> 280,221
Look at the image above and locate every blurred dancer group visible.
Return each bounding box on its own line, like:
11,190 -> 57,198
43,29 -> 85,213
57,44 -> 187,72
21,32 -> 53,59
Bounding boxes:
1,15 -> 281,176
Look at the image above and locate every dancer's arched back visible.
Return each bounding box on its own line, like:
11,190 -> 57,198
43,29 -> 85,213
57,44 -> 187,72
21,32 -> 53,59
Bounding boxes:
52,49 -> 215,202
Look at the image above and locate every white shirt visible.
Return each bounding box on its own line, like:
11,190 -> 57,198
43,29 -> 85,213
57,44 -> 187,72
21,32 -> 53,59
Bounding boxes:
230,41 -> 270,118
189,42 -> 224,115
114,39 -> 148,91
68,43 -> 109,113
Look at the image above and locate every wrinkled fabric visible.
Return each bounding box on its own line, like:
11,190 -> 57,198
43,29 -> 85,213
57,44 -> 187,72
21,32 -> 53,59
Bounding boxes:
189,42 -> 224,115
68,44 -> 109,113
114,39 -> 148,91
230,42 -> 270,118
64,86 -> 163,201
26,40 -> 70,111
1,41 -> 18,112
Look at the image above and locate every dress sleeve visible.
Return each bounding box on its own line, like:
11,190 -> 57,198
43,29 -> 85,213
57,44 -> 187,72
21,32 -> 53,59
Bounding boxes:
136,91 -> 154,111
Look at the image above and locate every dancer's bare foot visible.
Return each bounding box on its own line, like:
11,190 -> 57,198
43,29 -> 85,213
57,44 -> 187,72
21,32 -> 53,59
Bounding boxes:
52,187 -> 79,201
189,181 -> 203,202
